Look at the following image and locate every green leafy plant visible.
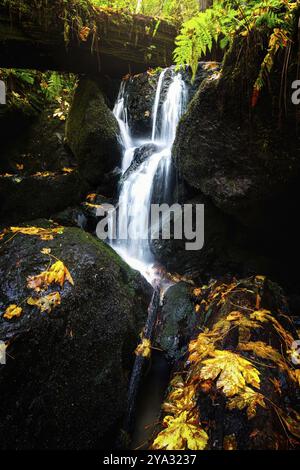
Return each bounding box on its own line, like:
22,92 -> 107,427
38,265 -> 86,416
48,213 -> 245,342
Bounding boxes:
174,0 -> 299,93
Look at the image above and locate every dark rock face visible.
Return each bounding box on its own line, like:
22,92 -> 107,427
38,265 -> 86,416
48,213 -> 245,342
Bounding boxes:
66,78 -> 122,191
0,107 -> 75,175
0,171 -> 88,227
0,222 -> 151,449
124,63 -> 220,140
173,37 -> 300,229
151,193 -> 275,284
155,282 -> 196,361
124,71 -> 159,139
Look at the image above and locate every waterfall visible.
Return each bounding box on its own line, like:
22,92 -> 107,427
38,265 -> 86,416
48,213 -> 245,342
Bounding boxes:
111,69 -> 188,284
113,81 -> 135,174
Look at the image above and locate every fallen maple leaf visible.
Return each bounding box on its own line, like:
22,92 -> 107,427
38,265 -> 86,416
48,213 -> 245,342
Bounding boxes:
86,193 -> 97,202
200,350 -> 260,397
163,384 -> 196,415
27,292 -> 61,313
41,248 -> 51,255
10,226 -> 64,241
223,434 -> 237,450
277,408 -> 300,439
193,288 -> 202,297
3,304 -> 23,320
227,386 -> 266,419
251,310 -> 294,347
151,411 -> 208,450
79,26 -> 90,41
62,167 -> 74,173
27,260 -> 74,292
135,338 -> 151,358
188,333 -> 215,363
239,341 -> 284,365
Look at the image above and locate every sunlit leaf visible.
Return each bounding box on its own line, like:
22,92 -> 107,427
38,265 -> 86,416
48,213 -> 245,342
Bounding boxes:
200,350 -> 260,397
10,226 -> 64,241
151,411 -> 208,450
227,386 -> 266,419
27,292 -> 61,313
135,338 -> 151,358
27,260 -> 74,292
223,434 -> 237,450
3,304 -> 23,320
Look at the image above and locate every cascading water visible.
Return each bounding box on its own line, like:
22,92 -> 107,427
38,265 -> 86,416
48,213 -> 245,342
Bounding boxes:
111,69 -> 188,284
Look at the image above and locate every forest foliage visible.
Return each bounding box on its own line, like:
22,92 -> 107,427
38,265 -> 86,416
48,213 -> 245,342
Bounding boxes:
1,1 -> 299,114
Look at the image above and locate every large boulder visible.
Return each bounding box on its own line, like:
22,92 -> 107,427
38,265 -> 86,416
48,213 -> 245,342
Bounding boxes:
0,107 -> 75,175
173,34 -> 300,229
151,275 -> 300,450
0,222 -> 151,449
66,78 -> 122,191
0,171 -> 88,227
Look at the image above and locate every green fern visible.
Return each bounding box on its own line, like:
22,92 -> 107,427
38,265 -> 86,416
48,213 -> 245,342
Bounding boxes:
174,0 -> 299,91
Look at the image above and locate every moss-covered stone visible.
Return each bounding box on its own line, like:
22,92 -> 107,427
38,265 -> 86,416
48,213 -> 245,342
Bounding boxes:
173,32 -> 300,228
66,78 -> 122,191
155,282 -> 196,361
0,221 -> 151,449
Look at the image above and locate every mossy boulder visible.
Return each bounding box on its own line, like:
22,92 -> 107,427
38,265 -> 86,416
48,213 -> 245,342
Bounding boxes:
66,78 -> 122,191
0,221 -> 151,449
173,34 -> 300,228
155,282 -> 196,361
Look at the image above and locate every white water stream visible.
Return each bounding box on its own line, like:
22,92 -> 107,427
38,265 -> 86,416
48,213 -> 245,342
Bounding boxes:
111,69 -> 188,284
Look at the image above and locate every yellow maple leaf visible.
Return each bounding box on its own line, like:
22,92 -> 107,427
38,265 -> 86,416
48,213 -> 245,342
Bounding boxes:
135,338 -> 151,358
223,434 -> 237,450
3,304 -> 23,320
163,384 -> 197,415
86,193 -> 97,202
27,260 -> 74,292
227,386 -> 266,419
188,333 -> 215,363
250,310 -> 294,347
62,167 -> 74,173
10,226 -> 64,241
79,26 -> 90,41
41,248 -> 51,255
277,408 -> 300,439
27,292 -> 61,313
239,341 -> 284,365
293,370 -> 300,387
151,411 -> 208,450
200,350 -> 260,397
193,288 -> 202,297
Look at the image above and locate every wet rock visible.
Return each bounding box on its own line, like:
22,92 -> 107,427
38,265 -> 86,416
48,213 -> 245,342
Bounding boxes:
151,193 -> 274,283
124,63 -> 220,140
121,143 -> 160,184
51,194 -> 114,235
0,171 -> 88,227
66,78 -> 122,192
151,275 -> 300,450
173,35 -> 300,229
155,282 -> 197,361
0,106 -> 75,175
0,221 -> 151,449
